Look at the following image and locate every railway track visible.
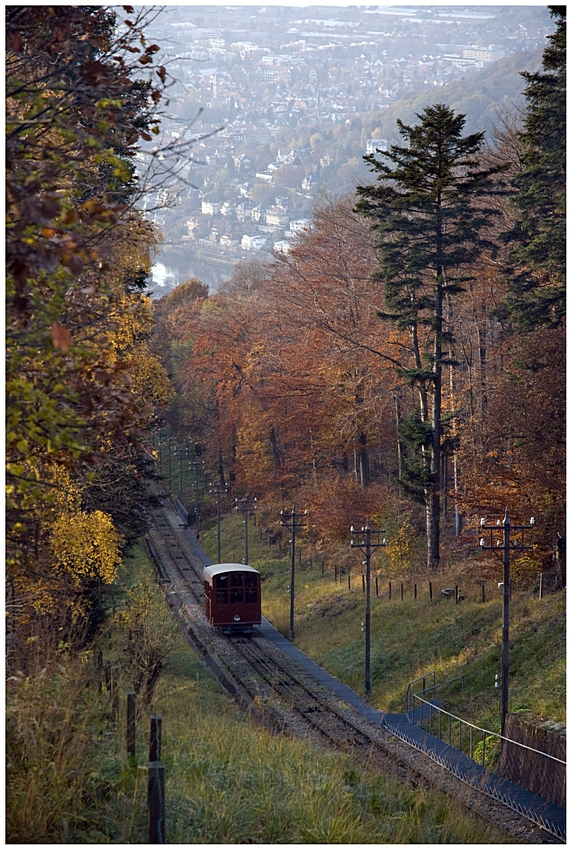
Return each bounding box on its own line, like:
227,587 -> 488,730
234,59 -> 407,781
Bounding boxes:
231,635 -> 379,753
144,491 -> 563,844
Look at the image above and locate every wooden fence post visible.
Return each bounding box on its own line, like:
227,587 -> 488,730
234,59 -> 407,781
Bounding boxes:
127,692 -> 136,758
429,581 -> 433,602
149,714 -> 162,762
400,581 -> 404,601
388,581 -> 392,600
110,665 -> 119,718
147,714 -> 164,841
148,761 -> 165,843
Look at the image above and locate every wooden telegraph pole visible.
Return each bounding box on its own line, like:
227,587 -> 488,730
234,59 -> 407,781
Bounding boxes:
480,508 -> 534,734
280,507 -> 307,641
350,522 -> 386,695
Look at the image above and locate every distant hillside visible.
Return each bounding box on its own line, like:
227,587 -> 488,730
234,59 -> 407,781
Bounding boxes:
265,46 -> 544,199
366,46 -> 543,144
148,45 -> 545,286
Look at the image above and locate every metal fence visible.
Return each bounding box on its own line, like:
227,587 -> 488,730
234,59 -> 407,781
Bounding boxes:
406,672 -> 566,775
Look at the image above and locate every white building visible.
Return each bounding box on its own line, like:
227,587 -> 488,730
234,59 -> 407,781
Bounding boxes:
265,208 -> 289,228
288,219 -> 311,237
241,234 -> 267,251
462,46 -> 504,62
367,138 -> 388,154
202,200 -> 220,216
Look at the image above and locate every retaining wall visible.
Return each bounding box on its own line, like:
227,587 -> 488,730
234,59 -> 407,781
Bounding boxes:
499,713 -> 566,808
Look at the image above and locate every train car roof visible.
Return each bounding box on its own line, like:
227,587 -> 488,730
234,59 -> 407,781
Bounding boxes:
203,563 -> 259,579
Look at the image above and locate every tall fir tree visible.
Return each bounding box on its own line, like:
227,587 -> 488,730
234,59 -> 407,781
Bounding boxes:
502,6 -> 566,330
356,103 -> 506,570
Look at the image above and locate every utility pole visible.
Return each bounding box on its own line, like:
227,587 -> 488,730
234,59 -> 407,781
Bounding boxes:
193,459 -> 204,534
167,438 -> 172,491
480,508 -> 534,734
350,522 -> 386,695
280,507 -> 307,642
178,443 -> 184,500
236,497 -> 257,564
210,482 -> 227,563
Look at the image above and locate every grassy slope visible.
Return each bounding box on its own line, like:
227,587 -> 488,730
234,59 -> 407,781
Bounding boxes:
199,514 -> 565,734
120,543 -> 508,843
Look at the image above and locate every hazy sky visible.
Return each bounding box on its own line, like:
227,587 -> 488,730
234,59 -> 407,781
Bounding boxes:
158,1 -> 545,6
160,0 -> 548,8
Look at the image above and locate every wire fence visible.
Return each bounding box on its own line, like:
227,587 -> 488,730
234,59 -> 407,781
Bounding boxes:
406,672 -> 566,776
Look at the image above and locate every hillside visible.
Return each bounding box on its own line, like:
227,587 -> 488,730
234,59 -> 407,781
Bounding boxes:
148,44 -> 544,291
199,513 -> 565,737
285,46 -> 544,199
363,46 -> 543,144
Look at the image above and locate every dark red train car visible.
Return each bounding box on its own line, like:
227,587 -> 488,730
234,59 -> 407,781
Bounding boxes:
203,563 -> 261,632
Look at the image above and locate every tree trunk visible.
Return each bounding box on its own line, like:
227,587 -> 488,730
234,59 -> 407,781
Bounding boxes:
217,448 -> 226,488
394,395 -> 403,481
269,426 -> 282,469
427,271 -> 443,571
356,432 -> 370,487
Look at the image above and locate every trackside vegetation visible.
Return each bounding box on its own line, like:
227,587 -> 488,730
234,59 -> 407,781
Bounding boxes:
199,513 -> 565,733
6,544 -> 508,843
6,3 -> 564,843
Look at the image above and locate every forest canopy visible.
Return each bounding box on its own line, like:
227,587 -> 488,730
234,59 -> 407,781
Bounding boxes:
6,6 -> 565,669
150,8 -> 565,578
6,5 -> 176,665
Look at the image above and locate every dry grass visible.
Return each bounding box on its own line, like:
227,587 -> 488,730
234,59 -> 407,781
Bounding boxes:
200,514 -> 565,732
8,530 -> 559,843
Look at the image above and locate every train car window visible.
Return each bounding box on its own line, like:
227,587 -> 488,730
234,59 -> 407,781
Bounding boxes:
215,574 -> 229,603
244,573 -> 257,587
230,573 -> 244,603
245,587 -> 258,603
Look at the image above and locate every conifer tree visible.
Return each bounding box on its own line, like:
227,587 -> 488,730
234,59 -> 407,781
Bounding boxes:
502,6 -> 566,330
356,103 -> 506,570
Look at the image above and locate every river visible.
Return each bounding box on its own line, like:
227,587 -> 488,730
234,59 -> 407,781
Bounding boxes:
148,246 -> 240,298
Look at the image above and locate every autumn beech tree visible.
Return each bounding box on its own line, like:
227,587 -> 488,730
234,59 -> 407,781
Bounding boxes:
162,199 -> 404,517
355,103 -> 507,570
172,274 -> 268,490
5,6 -> 177,662
264,196 -> 404,492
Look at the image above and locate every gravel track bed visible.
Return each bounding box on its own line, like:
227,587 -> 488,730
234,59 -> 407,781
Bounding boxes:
143,491 -> 561,844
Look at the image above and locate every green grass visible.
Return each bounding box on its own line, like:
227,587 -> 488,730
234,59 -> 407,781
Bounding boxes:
121,546 -> 507,843
8,521 -> 561,843
150,658 -> 508,844
199,514 -> 566,736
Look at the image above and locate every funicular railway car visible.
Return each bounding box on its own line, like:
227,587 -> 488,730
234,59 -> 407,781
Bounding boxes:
204,563 -> 261,632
